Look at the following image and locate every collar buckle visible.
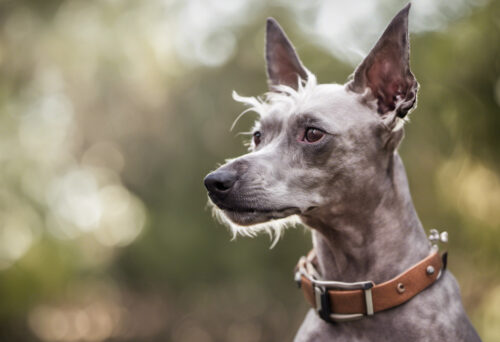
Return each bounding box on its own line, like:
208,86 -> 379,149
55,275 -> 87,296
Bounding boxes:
296,258 -> 375,323
313,280 -> 374,322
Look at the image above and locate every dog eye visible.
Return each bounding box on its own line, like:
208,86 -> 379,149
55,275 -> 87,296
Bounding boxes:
253,131 -> 262,146
304,128 -> 324,143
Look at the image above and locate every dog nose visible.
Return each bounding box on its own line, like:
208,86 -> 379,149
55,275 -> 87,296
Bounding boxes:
204,171 -> 238,197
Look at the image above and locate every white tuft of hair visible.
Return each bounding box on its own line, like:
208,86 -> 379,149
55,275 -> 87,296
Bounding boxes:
231,72 -> 318,127
209,200 -> 302,248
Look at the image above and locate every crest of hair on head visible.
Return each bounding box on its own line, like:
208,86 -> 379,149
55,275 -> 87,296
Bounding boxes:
231,71 -> 317,129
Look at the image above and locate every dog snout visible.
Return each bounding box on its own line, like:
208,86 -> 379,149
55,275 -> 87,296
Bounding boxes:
204,170 -> 238,199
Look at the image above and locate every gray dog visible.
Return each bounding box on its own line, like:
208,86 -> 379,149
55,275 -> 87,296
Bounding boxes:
204,4 -> 480,341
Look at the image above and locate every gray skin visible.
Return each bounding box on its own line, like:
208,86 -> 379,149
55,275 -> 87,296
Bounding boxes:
204,4 -> 481,342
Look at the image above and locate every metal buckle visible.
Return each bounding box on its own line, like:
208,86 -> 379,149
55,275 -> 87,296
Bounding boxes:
312,279 -> 374,322
296,259 -> 375,323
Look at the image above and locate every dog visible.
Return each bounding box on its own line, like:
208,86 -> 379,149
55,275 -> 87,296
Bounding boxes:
204,4 -> 481,341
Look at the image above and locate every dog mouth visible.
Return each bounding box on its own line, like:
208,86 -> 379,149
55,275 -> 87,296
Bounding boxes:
222,206 -> 301,226
209,198 -> 301,226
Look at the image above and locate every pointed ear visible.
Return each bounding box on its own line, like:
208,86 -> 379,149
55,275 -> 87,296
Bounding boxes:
347,4 -> 418,119
266,18 -> 308,91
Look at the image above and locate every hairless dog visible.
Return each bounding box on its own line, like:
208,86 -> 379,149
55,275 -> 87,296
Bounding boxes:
204,4 -> 481,341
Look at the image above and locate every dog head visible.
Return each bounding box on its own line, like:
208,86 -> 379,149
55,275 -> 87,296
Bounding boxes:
204,4 -> 418,241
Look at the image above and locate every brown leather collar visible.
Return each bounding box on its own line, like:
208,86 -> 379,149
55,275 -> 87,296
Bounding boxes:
295,249 -> 447,323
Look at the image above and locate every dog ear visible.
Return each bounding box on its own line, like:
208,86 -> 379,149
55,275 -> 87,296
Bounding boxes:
266,18 -> 308,91
347,4 -> 418,119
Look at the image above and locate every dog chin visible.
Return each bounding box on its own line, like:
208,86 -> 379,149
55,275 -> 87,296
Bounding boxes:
221,207 -> 300,226
208,201 -> 303,245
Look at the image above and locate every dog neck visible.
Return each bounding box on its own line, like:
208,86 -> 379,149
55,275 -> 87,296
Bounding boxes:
300,153 -> 431,284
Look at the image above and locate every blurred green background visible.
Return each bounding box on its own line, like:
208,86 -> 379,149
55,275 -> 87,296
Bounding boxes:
0,0 -> 499,341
